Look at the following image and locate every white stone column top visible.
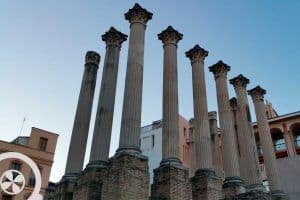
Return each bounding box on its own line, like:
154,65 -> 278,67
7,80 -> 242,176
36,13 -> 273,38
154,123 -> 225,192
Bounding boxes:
185,44 -> 208,64
247,85 -> 266,102
85,51 -> 101,66
229,74 -> 250,89
229,97 -> 238,111
102,26 -> 128,47
125,3 -> 153,25
158,26 -> 183,46
209,60 -> 231,78
208,111 -> 218,121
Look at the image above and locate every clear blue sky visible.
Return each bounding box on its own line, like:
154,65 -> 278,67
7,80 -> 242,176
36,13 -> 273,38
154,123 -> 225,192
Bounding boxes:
0,0 -> 299,182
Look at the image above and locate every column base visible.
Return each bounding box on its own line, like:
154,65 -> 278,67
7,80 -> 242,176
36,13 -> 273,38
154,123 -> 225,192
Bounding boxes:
246,184 -> 267,192
106,149 -> 149,200
191,168 -> 223,200
222,176 -> 246,199
237,185 -> 272,200
150,158 -> 192,200
54,173 -> 79,200
236,191 -> 272,200
72,160 -> 109,200
117,145 -> 142,154
270,190 -> 289,200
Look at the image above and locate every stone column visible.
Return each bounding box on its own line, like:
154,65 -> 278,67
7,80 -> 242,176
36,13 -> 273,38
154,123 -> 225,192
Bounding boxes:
106,4 -> 152,200
209,61 -> 244,198
186,45 -> 222,200
208,111 -> 223,178
72,28 -> 127,200
185,44 -> 213,171
159,26 -> 182,162
65,51 -> 100,174
55,51 -> 100,200
229,97 -> 242,173
230,75 -> 265,193
248,86 -> 288,199
89,27 -> 127,162
118,3 -> 153,152
283,123 -> 297,157
189,118 -> 197,176
151,26 -> 192,200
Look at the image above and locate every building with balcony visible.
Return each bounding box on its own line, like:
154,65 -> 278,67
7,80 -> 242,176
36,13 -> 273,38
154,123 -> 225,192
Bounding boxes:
0,127 -> 58,200
252,102 -> 300,199
140,102 -> 300,199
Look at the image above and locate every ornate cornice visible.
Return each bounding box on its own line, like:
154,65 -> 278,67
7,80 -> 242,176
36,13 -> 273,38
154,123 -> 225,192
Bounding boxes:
85,51 -> 100,66
102,27 -> 128,47
124,3 -> 153,25
229,74 -> 249,89
247,86 -> 266,102
158,26 -> 183,45
185,44 -> 208,64
208,60 -> 231,78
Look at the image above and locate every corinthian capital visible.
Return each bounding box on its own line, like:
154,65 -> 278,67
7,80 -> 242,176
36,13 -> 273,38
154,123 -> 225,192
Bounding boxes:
208,111 -> 217,121
158,26 -> 183,46
125,3 -> 153,25
229,74 -> 249,89
102,27 -> 128,47
85,51 -> 100,66
229,97 -> 238,111
185,44 -> 208,64
209,60 -> 231,79
248,86 -> 266,102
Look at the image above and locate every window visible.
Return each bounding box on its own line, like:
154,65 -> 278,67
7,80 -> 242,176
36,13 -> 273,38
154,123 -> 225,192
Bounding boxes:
38,137 -> 48,151
11,161 -> 22,171
296,135 -> 300,147
151,135 -> 155,148
274,139 -> 286,151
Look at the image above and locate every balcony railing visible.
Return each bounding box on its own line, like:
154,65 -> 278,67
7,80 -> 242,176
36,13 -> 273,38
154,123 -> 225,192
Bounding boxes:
274,142 -> 286,151
295,138 -> 300,148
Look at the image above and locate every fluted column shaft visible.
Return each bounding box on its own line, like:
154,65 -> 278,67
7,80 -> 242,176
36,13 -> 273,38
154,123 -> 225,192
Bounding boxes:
65,51 -> 100,174
248,87 -> 281,191
209,111 -> 221,172
186,45 -> 213,170
163,44 -> 180,159
158,26 -> 183,161
119,6 -> 152,150
209,61 -> 240,178
230,75 -> 261,187
90,28 -> 127,162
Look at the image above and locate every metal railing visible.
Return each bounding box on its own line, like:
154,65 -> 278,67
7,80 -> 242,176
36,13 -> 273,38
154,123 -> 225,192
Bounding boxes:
274,142 -> 286,151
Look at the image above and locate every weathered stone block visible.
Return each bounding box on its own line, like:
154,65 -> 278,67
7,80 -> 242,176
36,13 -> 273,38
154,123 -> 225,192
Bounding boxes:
54,173 -> 78,200
191,169 -> 223,200
270,190 -> 289,200
150,159 -> 192,200
73,161 -> 108,200
222,176 -> 246,199
236,190 -> 272,200
105,150 -> 149,200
